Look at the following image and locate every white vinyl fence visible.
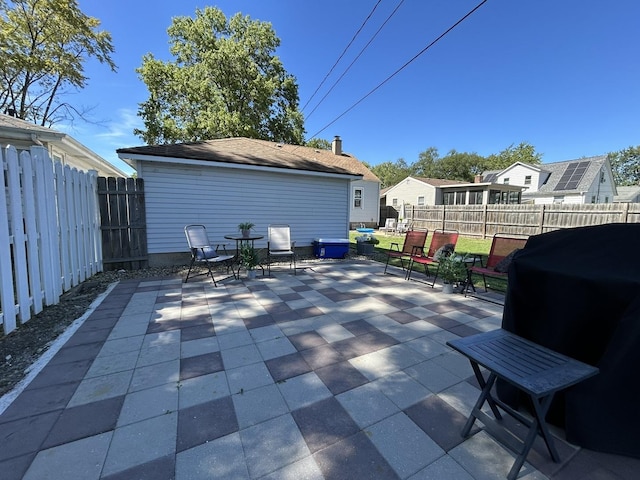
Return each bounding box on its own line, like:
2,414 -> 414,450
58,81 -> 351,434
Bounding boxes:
1,145 -> 102,335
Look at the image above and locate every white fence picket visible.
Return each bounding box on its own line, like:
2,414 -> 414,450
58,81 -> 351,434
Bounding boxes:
0,145 -> 102,335
0,148 -> 17,334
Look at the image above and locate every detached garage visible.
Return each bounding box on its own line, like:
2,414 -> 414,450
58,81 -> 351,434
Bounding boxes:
117,137 -> 362,266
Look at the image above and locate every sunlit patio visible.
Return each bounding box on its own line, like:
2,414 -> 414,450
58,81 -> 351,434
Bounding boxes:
0,259 -> 637,479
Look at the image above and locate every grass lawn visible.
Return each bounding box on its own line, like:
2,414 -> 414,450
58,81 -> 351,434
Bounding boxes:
349,230 -> 509,293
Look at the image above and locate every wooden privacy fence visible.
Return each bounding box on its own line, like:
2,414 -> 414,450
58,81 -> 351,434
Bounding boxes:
405,203 -> 640,238
0,145 -> 102,335
97,177 -> 147,271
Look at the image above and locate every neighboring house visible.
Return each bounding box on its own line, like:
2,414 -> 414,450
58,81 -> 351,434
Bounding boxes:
382,176 -> 523,211
481,155 -> 617,204
614,186 -> 640,203
116,137 -> 363,266
278,136 -> 380,229
0,113 -> 127,177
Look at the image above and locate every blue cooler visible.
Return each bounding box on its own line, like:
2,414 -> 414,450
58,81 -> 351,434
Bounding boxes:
313,238 -> 350,259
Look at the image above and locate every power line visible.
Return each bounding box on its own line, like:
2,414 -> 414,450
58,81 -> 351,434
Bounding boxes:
305,0 -> 405,122
306,0 -> 488,141
301,0 -> 383,113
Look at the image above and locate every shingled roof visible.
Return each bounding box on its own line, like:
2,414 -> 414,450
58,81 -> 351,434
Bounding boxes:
116,137 -> 366,178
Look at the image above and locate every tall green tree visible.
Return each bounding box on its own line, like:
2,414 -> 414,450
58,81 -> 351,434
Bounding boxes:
368,158 -> 412,188
305,138 -> 331,150
135,7 -> 304,145
484,142 -> 543,171
434,150 -> 486,182
0,0 -> 115,126
608,145 -> 640,186
412,147 -> 440,178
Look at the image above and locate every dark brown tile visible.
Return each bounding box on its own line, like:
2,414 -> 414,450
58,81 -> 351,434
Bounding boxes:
242,314 -> 275,329
26,359 -> 93,390
386,310 -> 420,324
177,396 -> 238,452
180,324 -> 216,342
313,431 -> 399,480
279,292 -> 303,301
289,331 -> 327,351
180,352 -> 224,380
315,361 -> 369,395
101,454 -> 175,480
342,320 -> 378,336
424,315 -> 462,330
1,382 -> 78,422
448,324 -> 481,337
300,344 -> 344,370
0,411 -> 61,461
42,395 -> 125,448
405,395 -> 473,452
292,397 -> 360,453
295,306 -> 325,319
265,352 -> 311,382
0,452 -> 36,480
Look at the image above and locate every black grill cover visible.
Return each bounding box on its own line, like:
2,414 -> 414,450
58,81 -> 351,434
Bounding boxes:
499,223 -> 640,458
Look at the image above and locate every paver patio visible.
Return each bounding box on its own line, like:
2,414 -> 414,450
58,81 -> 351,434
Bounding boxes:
0,260 -> 637,479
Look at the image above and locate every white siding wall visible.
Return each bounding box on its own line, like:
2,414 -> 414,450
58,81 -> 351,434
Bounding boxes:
386,178 -> 436,207
497,165 -> 541,192
140,162 -> 351,254
350,179 -> 379,224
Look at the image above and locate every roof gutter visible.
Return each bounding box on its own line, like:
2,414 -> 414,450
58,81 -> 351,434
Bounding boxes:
117,153 -> 362,180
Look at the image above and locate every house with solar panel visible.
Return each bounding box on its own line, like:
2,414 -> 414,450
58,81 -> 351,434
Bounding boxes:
481,155 -> 617,204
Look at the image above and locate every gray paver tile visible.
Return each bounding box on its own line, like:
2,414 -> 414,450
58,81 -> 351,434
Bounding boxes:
176,432 -> 249,480
217,330 -> 254,350
372,370 -> 431,409
102,413 -> 177,477
117,383 -> 178,427
98,335 -> 145,357
404,359 -> 463,393
129,359 -> 180,392
407,455 -> 474,480
232,384 -> 288,429
136,342 -> 181,368
259,455 -> 324,480
368,412 -> 445,478
220,343 -> 262,369
448,431 -> 547,480
240,414 -> 310,478
85,350 -> 138,378
23,431 -> 112,480
256,335 -> 297,360
180,336 -> 220,358
336,383 -> 399,428
68,370 -> 133,407
277,371 -> 332,411
226,361 -> 274,394
178,371 -> 229,409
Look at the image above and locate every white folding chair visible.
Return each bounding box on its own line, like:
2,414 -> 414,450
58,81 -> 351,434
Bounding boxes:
267,224 -> 297,275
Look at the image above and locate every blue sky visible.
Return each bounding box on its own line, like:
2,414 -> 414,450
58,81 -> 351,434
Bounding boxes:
70,0 -> 640,176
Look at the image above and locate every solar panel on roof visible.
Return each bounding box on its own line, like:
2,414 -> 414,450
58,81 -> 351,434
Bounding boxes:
554,161 -> 590,191
483,173 -> 497,182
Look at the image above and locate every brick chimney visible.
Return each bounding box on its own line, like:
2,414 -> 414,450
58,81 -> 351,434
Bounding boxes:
474,174 -> 483,183
332,135 -> 342,155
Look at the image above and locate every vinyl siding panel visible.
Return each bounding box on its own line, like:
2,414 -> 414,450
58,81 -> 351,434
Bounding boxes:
139,162 -> 350,254
350,179 -> 379,224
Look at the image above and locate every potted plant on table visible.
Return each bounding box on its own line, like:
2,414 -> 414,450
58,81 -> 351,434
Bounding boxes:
239,242 -> 260,279
355,233 -> 380,255
437,253 -> 468,294
238,221 -> 255,238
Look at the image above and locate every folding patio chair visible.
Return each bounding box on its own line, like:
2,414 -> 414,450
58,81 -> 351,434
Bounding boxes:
383,229 -> 428,275
267,224 -> 297,275
406,229 -> 459,285
184,224 -> 236,286
378,218 -> 396,235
